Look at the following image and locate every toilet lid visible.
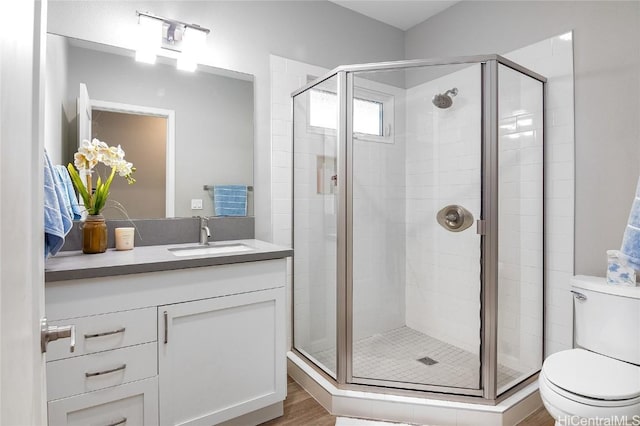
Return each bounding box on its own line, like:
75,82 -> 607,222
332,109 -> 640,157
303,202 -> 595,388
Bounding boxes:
543,349 -> 640,401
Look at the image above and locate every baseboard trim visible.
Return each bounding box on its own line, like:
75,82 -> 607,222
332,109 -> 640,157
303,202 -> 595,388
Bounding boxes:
217,402 -> 283,426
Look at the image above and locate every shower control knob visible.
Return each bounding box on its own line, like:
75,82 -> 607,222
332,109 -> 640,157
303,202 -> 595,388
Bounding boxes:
437,205 -> 474,232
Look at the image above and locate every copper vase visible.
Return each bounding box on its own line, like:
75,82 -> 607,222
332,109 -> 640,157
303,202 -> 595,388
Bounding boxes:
82,215 -> 107,254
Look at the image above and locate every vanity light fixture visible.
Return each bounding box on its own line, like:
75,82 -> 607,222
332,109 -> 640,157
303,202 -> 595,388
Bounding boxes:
135,10 -> 210,70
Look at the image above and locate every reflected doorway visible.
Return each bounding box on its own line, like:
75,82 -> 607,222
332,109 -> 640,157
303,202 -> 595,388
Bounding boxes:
91,108 -> 169,219
75,88 -> 176,219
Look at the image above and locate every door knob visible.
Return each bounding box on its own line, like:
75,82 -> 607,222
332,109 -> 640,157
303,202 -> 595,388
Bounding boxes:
41,317 -> 75,354
436,205 -> 474,232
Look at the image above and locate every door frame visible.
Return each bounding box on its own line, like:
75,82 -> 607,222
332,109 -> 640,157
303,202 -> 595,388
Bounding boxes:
0,0 -> 47,423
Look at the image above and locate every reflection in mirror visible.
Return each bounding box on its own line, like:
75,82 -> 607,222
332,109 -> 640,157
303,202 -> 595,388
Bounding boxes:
44,33 -> 254,219
93,108 -> 169,219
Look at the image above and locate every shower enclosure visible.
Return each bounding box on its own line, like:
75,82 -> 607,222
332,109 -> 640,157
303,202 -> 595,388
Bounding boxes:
292,56 -> 545,401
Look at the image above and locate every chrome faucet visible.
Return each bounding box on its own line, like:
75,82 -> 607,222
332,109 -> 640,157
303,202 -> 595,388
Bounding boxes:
199,216 -> 211,245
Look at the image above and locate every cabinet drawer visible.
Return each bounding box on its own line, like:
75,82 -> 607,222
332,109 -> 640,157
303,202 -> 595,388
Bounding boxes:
48,376 -> 158,426
47,342 -> 157,401
47,307 -> 157,361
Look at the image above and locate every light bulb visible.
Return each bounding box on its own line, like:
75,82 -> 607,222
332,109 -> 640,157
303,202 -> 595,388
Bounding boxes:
135,15 -> 162,64
176,27 -> 206,72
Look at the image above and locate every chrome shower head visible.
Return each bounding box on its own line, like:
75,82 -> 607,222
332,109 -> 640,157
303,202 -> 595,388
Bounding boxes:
432,87 -> 458,109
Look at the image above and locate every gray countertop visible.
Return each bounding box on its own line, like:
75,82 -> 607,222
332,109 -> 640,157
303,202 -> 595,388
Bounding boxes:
45,239 -> 293,282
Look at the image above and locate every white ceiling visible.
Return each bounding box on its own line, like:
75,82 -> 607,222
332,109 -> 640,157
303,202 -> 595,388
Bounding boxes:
329,1 -> 460,31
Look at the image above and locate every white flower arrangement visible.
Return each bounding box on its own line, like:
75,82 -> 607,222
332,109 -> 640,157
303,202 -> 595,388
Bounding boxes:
67,138 -> 136,215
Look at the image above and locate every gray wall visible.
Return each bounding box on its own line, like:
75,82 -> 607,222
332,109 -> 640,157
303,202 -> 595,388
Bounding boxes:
48,1 -> 406,240
44,34 -> 70,165
406,1 -> 640,276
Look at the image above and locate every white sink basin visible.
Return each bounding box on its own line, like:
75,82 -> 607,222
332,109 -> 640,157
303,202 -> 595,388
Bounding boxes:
169,243 -> 253,257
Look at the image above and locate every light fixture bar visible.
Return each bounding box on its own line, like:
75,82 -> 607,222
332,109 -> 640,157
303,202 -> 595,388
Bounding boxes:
135,10 -> 211,34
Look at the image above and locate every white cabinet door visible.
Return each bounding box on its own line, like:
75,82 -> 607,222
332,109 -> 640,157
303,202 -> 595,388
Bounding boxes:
158,287 -> 286,426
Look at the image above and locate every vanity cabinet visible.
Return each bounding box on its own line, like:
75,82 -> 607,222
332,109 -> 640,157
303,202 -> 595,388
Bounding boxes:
45,257 -> 288,426
158,287 -> 285,426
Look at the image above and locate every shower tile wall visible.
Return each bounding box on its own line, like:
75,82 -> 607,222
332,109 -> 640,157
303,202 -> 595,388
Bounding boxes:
404,65 -> 482,355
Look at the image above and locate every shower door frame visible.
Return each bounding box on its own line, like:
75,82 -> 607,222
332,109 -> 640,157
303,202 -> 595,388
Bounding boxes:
291,55 -> 547,402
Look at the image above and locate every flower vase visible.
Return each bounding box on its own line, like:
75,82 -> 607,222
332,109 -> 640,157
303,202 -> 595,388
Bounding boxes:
82,215 -> 107,254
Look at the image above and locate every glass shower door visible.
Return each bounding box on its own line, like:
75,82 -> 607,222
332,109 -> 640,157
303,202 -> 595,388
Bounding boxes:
292,75 -> 340,378
348,64 -> 484,392
496,64 -> 544,394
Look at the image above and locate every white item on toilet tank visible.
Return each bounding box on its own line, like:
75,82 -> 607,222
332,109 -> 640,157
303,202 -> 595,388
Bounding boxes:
572,275 -> 640,365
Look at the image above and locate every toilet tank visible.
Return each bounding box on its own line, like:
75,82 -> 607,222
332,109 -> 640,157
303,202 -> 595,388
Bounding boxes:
572,275 -> 640,365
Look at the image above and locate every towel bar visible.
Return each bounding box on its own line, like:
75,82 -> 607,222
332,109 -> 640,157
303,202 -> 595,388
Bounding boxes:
203,185 -> 253,192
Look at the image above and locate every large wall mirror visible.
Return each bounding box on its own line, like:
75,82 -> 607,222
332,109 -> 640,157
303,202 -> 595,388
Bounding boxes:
45,33 -> 254,219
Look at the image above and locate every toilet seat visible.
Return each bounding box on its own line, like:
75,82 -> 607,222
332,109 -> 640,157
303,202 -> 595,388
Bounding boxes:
542,349 -> 640,405
540,370 -> 640,408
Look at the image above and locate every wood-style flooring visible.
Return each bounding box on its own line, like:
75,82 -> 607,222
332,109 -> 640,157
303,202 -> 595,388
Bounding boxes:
261,377 -> 554,426
517,407 -> 555,426
261,376 -> 335,426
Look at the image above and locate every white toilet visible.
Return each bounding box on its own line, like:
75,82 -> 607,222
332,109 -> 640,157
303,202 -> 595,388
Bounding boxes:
539,275 -> 640,425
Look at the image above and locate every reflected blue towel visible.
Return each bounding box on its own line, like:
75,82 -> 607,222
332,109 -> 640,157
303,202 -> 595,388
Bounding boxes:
213,185 -> 247,217
44,151 -> 72,258
621,177 -> 640,270
54,165 -> 82,220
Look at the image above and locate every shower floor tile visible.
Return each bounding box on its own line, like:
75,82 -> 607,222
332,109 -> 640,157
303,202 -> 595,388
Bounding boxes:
312,326 -> 521,390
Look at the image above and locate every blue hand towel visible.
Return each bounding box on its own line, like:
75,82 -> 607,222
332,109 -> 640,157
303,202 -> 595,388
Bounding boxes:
54,165 -> 82,220
621,177 -> 640,270
213,185 -> 247,217
44,150 -> 72,258
607,250 -> 636,286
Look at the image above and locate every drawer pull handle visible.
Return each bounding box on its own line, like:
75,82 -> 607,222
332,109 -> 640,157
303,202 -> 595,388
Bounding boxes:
85,363 -> 127,378
103,417 -> 127,426
84,327 -> 126,339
